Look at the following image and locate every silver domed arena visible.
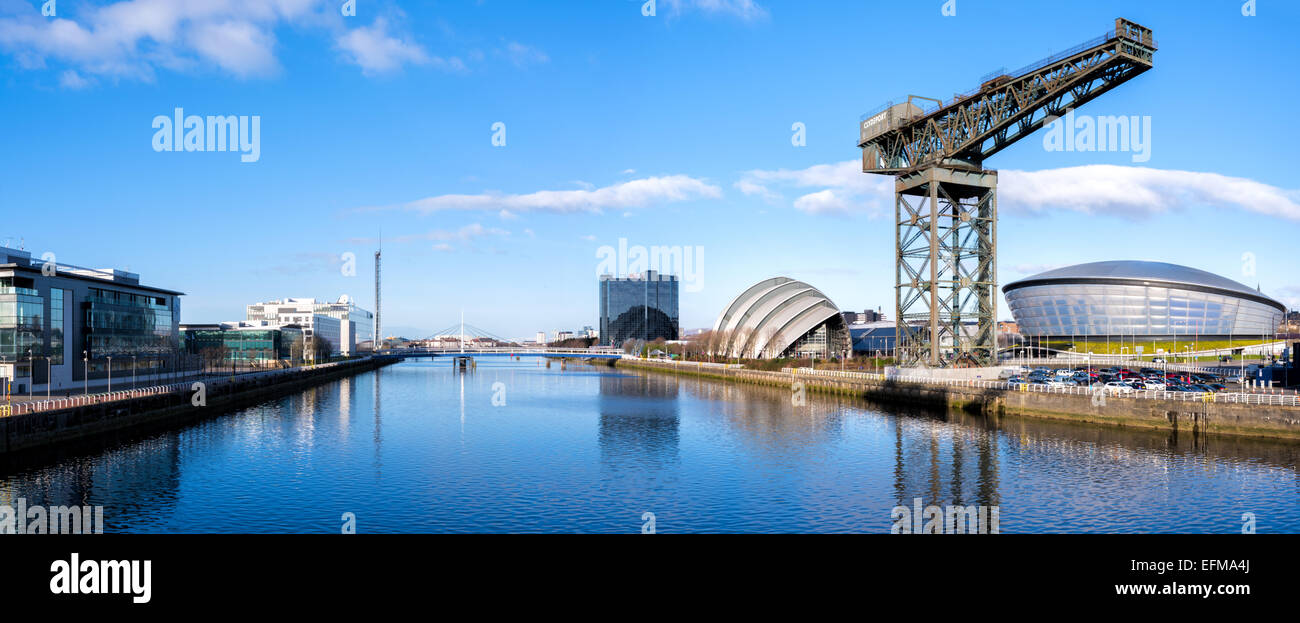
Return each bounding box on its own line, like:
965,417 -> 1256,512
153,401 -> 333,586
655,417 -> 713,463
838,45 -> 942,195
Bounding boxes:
711,277 -> 851,359
1002,260 -> 1285,338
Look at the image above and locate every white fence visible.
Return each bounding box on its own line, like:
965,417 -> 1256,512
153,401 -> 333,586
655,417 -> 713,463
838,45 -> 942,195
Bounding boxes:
779,366 -> 1300,408
628,358 -> 745,370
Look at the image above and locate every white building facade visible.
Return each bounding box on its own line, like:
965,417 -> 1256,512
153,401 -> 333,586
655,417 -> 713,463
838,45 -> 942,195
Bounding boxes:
245,296 -> 373,356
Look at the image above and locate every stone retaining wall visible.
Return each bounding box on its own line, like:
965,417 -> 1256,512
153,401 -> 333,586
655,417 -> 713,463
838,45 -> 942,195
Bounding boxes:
615,359 -> 1300,441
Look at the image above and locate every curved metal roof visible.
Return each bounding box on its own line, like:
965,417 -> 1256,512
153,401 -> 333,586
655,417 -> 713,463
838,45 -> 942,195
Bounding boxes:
1003,260 -> 1285,311
712,277 -> 842,358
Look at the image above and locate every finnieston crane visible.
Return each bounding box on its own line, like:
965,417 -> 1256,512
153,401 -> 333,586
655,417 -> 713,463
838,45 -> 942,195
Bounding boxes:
859,18 -> 1157,368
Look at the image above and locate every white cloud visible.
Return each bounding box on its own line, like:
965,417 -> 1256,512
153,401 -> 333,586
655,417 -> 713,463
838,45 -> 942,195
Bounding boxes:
337,17 -> 456,75
663,0 -> 769,20
792,189 -> 856,216
502,41 -> 548,67
425,224 -> 509,252
189,19 -> 278,77
0,0 -> 306,80
429,223 -> 509,241
384,175 -> 722,215
0,1 -> 468,81
736,160 -> 892,215
58,69 -> 91,89
737,160 -> 1300,221
999,165 -> 1300,221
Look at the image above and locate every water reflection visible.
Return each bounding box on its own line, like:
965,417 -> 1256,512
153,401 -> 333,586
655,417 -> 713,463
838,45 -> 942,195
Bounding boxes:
0,359 -> 1294,533
373,367 -> 382,477
598,373 -> 680,471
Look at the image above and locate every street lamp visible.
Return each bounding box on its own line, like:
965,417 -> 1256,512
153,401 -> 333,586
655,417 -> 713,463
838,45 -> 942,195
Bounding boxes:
26,349 -> 32,399
132,355 -> 137,391
107,355 -> 112,393
83,350 -> 88,395
46,355 -> 51,399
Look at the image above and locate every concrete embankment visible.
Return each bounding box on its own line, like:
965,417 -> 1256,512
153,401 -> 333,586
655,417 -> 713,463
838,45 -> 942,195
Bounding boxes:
0,356 -> 396,455
615,359 -> 1300,441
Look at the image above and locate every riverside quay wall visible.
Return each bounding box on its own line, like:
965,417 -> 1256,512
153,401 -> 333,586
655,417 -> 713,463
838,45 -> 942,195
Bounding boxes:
614,359 -> 1300,441
0,356 -> 396,455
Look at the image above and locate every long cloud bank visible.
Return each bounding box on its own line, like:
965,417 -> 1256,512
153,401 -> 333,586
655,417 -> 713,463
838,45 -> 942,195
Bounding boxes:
385,175 -> 722,215
736,162 -> 1300,221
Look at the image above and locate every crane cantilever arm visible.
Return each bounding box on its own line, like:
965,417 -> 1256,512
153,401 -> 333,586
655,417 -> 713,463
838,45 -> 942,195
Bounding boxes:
860,18 -> 1156,176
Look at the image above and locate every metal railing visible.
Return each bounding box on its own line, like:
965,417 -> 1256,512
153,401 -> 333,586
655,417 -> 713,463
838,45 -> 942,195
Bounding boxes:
779,367 -> 1299,407
1,357 -> 369,417
385,347 -> 622,356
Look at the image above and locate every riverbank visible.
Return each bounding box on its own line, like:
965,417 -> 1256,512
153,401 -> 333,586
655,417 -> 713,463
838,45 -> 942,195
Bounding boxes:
615,358 -> 1300,441
0,356 -> 396,456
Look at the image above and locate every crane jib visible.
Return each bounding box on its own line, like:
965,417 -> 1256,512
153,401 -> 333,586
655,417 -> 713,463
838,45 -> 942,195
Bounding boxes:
860,17 -> 1156,176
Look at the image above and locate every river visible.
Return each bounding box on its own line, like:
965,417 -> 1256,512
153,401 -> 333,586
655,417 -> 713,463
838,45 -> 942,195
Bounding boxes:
1,358 -> 1297,533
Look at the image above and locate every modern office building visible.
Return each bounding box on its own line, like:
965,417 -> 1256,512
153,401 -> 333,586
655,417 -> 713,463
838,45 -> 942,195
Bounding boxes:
245,296 -> 371,355
849,321 -> 897,355
598,271 -> 679,347
1003,260 -> 1287,339
711,277 -> 850,359
842,309 -> 886,324
314,295 -> 375,350
0,246 -> 183,395
181,322 -> 305,365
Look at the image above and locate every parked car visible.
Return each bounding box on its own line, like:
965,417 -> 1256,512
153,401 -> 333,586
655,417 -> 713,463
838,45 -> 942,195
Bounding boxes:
1103,381 -> 1134,394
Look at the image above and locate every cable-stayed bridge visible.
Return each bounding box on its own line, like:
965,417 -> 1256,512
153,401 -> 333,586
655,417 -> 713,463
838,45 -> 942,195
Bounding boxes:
377,319 -> 621,360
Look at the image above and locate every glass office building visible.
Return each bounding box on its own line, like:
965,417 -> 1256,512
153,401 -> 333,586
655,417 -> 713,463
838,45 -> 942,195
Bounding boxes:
0,246 -> 184,394
85,287 -> 175,355
182,324 -> 305,364
1003,260 -> 1286,338
0,278 -> 44,364
599,271 -> 679,347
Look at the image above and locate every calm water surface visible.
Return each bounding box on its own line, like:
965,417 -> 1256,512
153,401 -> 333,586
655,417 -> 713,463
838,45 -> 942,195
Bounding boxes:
2,358 -> 1297,533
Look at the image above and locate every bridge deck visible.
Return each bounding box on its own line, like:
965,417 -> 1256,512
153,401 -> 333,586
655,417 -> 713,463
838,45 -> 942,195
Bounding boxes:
380,349 -> 623,359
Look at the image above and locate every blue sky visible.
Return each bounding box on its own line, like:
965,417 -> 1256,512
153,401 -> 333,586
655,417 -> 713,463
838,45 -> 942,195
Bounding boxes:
1,0 -> 1297,339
